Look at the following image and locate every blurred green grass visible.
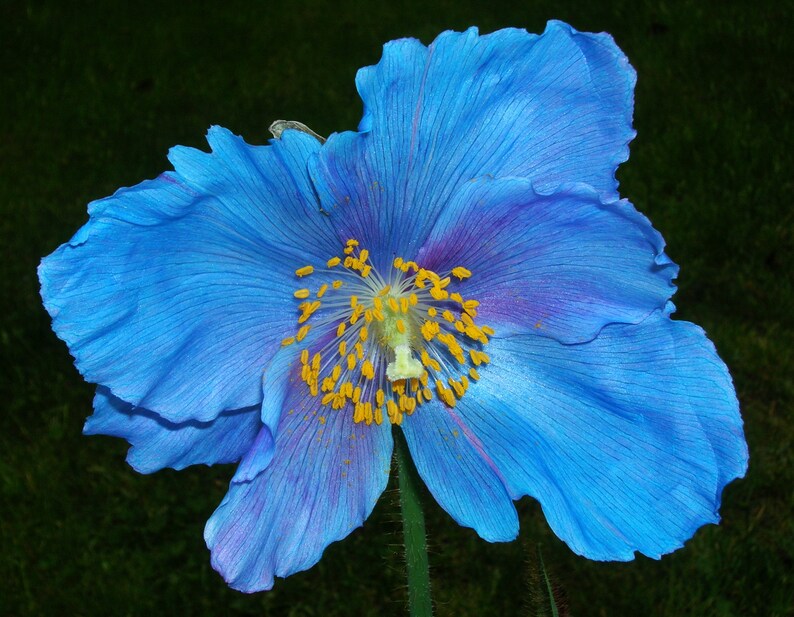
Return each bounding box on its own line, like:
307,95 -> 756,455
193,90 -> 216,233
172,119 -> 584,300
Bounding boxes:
1,0 -> 791,615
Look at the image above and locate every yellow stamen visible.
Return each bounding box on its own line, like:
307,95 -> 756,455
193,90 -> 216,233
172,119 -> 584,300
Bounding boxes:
465,325 -> 486,343
430,287 -> 449,301
317,284 -> 328,298
296,325 -> 310,341
452,266 -> 472,280
327,257 -> 341,268
281,337 -> 295,346
295,265 -> 314,277
298,300 -> 321,324
449,378 -> 465,398
462,300 -> 480,315
435,380 -> 456,408
421,320 -> 438,342
469,349 -> 490,365
386,399 -> 400,423
294,289 -> 310,299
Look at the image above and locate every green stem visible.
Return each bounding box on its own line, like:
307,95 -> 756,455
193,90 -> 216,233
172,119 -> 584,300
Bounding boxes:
394,427 -> 433,617
537,545 -> 559,617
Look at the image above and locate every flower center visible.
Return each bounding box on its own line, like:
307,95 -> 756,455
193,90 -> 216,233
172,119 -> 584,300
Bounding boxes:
281,239 -> 493,426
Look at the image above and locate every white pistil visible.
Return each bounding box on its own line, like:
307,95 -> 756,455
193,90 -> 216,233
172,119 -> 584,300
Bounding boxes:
386,343 -> 424,381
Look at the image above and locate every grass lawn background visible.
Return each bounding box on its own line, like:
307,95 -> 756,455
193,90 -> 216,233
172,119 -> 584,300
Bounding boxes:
1,1 -> 791,615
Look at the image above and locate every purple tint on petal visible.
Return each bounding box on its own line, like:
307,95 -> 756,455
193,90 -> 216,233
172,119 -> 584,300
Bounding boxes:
205,362 -> 393,592
417,178 -> 677,343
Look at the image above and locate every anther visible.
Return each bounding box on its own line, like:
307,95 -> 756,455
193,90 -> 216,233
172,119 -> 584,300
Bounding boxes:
452,266 -> 472,280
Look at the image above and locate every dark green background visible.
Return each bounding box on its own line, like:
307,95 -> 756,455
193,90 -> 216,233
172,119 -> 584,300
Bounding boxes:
2,1 -> 792,615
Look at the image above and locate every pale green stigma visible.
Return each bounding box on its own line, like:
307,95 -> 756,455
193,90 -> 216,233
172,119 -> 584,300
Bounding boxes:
387,343 -> 424,381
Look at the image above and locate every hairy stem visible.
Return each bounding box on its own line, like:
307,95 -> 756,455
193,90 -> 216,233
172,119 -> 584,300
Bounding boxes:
394,427 -> 433,617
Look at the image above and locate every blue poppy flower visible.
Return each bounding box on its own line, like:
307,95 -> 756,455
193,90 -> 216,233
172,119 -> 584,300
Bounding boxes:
39,21 -> 747,592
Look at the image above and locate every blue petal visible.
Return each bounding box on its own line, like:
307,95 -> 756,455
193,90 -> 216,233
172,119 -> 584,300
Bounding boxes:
40,127 -> 335,423
232,325 -> 341,483
400,404 -> 518,542
309,21 -> 636,269
417,178 -> 677,343
85,387 -> 261,473
448,314 -> 747,559
205,372 -> 393,592
231,425 -> 276,483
